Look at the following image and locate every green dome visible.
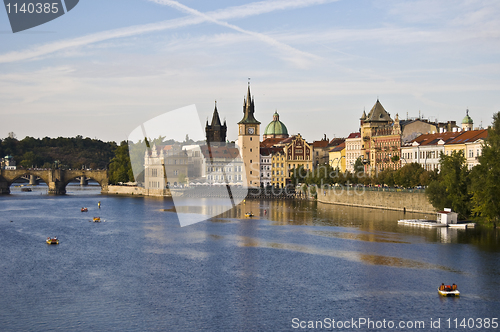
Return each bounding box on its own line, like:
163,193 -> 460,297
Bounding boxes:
264,111 -> 288,136
462,110 -> 473,124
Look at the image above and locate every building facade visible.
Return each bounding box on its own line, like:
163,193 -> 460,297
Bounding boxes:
344,133 -> 362,173
144,143 -> 189,190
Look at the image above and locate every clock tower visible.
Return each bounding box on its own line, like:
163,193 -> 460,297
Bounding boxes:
238,83 -> 261,188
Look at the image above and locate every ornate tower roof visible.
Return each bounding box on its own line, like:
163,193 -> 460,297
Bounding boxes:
366,99 -> 392,122
264,111 -> 289,138
462,109 -> 473,124
238,84 -> 260,125
206,101 -> 227,143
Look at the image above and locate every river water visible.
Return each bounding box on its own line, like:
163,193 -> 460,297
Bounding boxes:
1,184 -> 499,331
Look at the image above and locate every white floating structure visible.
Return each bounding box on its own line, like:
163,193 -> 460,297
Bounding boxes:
438,208 -> 458,225
398,208 -> 475,228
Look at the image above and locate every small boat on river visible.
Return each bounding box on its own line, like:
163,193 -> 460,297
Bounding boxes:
81,207 -> 88,212
245,212 -> 254,218
91,217 -> 103,222
438,283 -> 460,296
46,237 -> 59,245
21,187 -> 32,192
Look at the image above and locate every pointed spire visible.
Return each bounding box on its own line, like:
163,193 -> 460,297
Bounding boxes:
239,82 -> 260,125
211,100 -> 222,127
360,109 -> 367,120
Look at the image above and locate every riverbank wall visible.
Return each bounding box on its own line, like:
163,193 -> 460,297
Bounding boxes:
104,185 -> 170,197
316,187 -> 436,214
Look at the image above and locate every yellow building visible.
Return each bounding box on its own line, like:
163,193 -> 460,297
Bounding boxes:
328,142 -> 346,172
266,134 -> 313,187
444,129 -> 488,161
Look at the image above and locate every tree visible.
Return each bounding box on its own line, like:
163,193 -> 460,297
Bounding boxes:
394,162 -> 424,188
470,112 -> 500,224
109,141 -> 134,184
426,151 -> 471,219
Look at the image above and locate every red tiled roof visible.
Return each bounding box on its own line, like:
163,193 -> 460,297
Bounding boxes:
447,129 -> 488,145
200,145 -> 240,159
347,132 -> 361,139
329,137 -> 346,146
260,138 -> 286,148
260,147 -> 283,155
329,142 -> 345,152
312,140 -> 329,148
408,131 -> 461,146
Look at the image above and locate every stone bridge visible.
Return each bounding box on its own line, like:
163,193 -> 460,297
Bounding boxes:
0,169 -> 108,195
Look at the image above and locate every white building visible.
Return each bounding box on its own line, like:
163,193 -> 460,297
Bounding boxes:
183,145 -> 206,180
201,145 -> 245,186
344,133 -> 362,172
144,143 -> 189,190
1,156 -> 16,170
400,132 -> 461,171
260,148 -> 273,187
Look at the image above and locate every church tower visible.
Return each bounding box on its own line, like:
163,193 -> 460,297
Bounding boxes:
205,101 -> 227,145
238,83 -> 261,188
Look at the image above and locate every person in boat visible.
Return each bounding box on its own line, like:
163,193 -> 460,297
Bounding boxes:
452,283 -> 457,290
440,283 -> 445,291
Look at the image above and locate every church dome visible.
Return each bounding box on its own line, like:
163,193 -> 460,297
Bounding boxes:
264,111 -> 289,138
462,109 -> 473,124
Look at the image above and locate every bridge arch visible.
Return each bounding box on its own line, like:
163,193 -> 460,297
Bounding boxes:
0,169 -> 108,195
62,173 -> 108,191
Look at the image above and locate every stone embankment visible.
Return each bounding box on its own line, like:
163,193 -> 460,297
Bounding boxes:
316,186 -> 436,214
105,185 -> 170,197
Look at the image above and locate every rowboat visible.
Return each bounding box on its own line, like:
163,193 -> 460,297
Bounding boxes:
46,237 -> 59,245
438,284 -> 460,296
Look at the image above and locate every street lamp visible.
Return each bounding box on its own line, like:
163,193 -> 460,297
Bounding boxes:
330,157 -> 339,168
337,155 -> 345,171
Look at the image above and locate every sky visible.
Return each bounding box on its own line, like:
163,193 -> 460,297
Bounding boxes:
1,0 -> 500,143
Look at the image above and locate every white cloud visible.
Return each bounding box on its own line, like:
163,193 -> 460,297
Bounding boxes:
0,0 -> 338,65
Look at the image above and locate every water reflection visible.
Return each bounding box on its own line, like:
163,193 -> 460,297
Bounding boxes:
233,235 -> 461,272
218,199 -> 500,249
